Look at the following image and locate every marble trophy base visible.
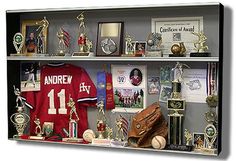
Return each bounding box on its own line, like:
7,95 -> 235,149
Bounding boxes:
29,136 -> 45,140
91,138 -> 111,146
201,148 -> 217,155
62,137 -> 83,143
72,52 -> 94,57
190,52 -> 210,57
110,140 -> 128,147
169,54 -> 185,57
146,51 -> 162,57
165,144 -> 193,152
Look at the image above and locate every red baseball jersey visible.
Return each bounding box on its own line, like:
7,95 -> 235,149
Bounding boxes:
22,63 -> 97,138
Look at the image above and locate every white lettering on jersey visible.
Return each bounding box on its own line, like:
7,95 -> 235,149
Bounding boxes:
44,75 -> 72,85
79,82 -> 91,94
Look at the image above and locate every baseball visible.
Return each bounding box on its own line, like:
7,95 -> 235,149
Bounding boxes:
83,129 -> 95,143
151,136 -> 166,149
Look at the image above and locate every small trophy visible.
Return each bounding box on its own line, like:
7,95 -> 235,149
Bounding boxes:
167,62 -> 189,147
184,129 -> 193,146
36,17 -> 49,54
56,28 -> 70,56
92,101 -> 111,146
123,34 -> 135,56
73,12 -> 93,57
29,117 -> 45,140
169,42 -> 186,57
11,32 -> 25,56
190,31 -> 210,57
10,86 -> 30,139
115,116 -> 125,142
62,96 -> 83,142
146,32 -> 163,57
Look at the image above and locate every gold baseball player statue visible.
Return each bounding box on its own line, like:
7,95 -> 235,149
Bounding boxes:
67,96 -> 79,121
115,116 -> 125,141
34,117 -> 43,137
35,17 -> 49,54
192,31 -> 209,53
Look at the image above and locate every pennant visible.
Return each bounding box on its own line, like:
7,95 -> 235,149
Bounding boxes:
106,73 -> 115,110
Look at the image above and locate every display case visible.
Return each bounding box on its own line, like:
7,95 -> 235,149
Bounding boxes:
6,2 -> 224,156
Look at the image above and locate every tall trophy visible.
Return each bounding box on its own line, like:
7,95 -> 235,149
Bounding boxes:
36,17 -> 49,54
146,32 -> 163,57
11,32 -> 25,56
56,27 -> 70,56
10,86 -> 30,139
166,62 -> 191,151
62,96 -> 82,142
202,82 -> 218,154
73,12 -> 93,56
190,31 -> 210,57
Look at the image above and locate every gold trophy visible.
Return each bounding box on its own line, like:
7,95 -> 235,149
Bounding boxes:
62,96 -> 82,142
184,129 -> 193,146
56,28 -> 70,56
73,12 -> 93,56
29,117 -> 45,140
190,31 -> 210,57
36,17 -> 49,54
115,116 -> 125,142
10,86 -> 30,139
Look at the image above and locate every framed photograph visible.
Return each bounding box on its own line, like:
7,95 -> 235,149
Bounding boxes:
135,41 -> 147,57
159,84 -> 172,102
96,22 -> 124,56
160,66 -> 172,84
193,133 -> 205,149
20,62 -> 41,92
111,65 -> 147,113
21,20 -> 48,55
152,17 -> 203,55
148,76 -> 160,95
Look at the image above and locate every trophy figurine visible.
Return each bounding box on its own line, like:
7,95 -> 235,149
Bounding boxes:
96,101 -> 106,139
146,32 -> 163,57
12,32 -> 25,56
190,31 -> 210,57
29,117 -> 45,140
115,116 -> 125,142
10,86 -> 30,139
184,129 -> 193,146
106,126 -> 113,140
73,12 -> 93,56
169,42 -> 186,57
124,34 -> 135,56
62,96 -> 82,142
36,17 -> 49,54
56,28 -> 70,56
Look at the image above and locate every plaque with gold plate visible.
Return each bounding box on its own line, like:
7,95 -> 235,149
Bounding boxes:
96,22 -> 124,56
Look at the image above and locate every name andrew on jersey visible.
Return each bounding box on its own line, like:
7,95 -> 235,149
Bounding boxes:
44,75 -> 91,94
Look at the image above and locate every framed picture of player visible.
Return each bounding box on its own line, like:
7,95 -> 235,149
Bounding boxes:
193,133 -> 205,149
111,65 -> 147,113
135,41 -> 147,57
21,20 -> 48,55
20,62 -> 41,92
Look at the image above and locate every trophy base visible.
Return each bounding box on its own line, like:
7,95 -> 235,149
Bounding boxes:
201,148 -> 217,155
165,144 -> 193,152
72,52 -> 94,57
62,137 -> 83,143
10,53 -> 27,56
169,54 -> 185,57
92,138 -> 111,146
110,140 -> 128,147
146,51 -> 162,57
29,136 -> 45,140
121,54 -> 135,57
190,52 -> 210,57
